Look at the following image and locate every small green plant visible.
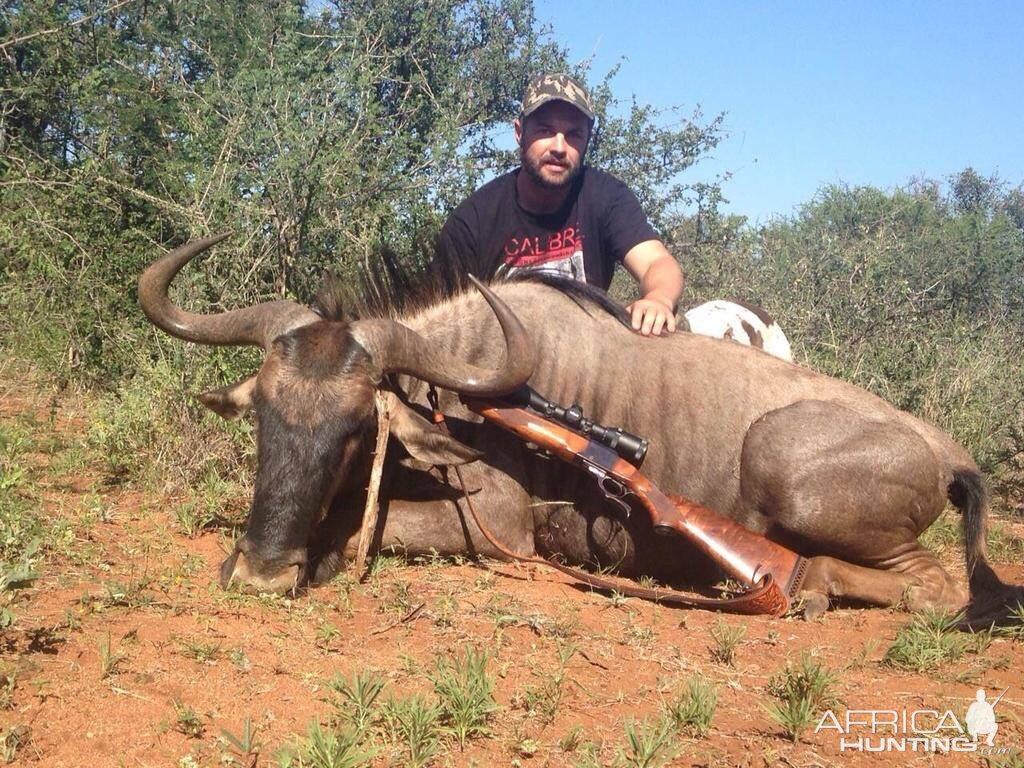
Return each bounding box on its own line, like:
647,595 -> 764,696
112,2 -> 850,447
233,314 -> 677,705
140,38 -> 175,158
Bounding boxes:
921,512 -> 1024,564
172,699 -> 205,738
283,719 -> 375,768
884,610 -> 986,672
99,576 -> 153,609
220,716 -> 260,767
664,676 -> 718,737
0,666 -> 16,710
0,724 -> 30,763
174,500 -> 216,537
518,643 -> 576,725
229,647 -> 251,671
709,619 -> 746,665
766,652 -> 838,711
176,637 -> 222,664
559,725 -> 586,752
328,671 -> 386,734
570,739 -> 603,768
98,633 -> 124,678
982,749 -> 1024,768
316,623 -> 342,649
367,555 -> 405,581
997,603 -> 1024,641
0,540 -> 39,629
377,579 -> 415,616
623,619 -> 656,649
381,694 -> 442,768
764,652 -> 837,742
615,715 -> 678,768
431,647 -> 498,747
766,695 -> 815,743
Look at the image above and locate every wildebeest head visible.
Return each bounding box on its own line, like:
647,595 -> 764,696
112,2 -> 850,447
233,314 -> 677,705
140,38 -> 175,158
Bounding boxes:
138,234 -> 536,593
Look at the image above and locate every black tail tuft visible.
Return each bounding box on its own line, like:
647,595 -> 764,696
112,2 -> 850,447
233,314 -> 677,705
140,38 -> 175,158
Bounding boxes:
951,468 -> 1023,629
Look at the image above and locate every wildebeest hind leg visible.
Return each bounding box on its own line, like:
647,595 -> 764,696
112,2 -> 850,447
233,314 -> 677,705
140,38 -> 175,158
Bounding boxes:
741,400 -> 967,612
802,548 -> 966,612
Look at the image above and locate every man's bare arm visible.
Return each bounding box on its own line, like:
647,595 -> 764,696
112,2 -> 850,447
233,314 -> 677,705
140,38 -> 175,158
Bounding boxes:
622,240 -> 684,336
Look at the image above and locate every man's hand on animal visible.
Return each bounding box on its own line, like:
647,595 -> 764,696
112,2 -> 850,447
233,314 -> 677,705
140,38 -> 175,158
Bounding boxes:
625,296 -> 676,336
622,241 -> 683,336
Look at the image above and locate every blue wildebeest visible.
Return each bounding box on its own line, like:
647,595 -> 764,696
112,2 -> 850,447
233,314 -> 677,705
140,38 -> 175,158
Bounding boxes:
139,234 -> 1021,626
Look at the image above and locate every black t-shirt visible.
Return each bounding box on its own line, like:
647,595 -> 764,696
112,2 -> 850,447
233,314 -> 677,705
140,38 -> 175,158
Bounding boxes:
434,167 -> 659,291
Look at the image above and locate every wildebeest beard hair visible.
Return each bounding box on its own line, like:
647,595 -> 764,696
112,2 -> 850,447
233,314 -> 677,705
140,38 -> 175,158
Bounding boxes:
310,244 -> 631,328
248,393 -> 367,551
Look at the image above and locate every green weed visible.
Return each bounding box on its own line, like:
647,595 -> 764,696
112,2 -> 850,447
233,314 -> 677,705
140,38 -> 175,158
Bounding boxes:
922,512 -> 1023,563
328,671 -> 386,734
884,610 -> 989,672
0,666 -> 16,710
982,749 -> 1024,768
176,636 -> 222,664
98,633 -> 124,678
98,576 -> 154,609
766,652 -> 838,710
764,652 -> 838,742
315,623 -> 341,649
174,467 -> 244,536
765,695 -> 815,743
220,716 -> 261,767
380,694 -> 442,767
225,648 -> 250,671
709,619 -> 746,665
172,699 -> 205,738
0,725 -> 30,763
431,647 -> 498,747
0,423 -> 42,577
280,720 -> 374,768
0,539 -> 39,629
570,739 -> 604,768
615,715 -> 679,768
663,676 -> 718,737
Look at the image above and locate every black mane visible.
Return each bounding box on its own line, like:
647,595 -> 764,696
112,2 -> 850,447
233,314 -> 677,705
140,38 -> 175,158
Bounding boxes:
312,245 -> 630,329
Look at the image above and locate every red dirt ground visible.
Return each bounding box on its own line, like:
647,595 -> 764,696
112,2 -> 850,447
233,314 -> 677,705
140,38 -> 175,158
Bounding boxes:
1,367 -> 1022,767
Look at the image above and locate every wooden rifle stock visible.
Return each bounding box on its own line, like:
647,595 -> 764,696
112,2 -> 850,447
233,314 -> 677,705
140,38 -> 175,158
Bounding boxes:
462,397 -> 808,616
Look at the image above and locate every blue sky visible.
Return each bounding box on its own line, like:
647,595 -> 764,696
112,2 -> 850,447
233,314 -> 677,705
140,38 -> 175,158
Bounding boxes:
534,0 -> 1024,223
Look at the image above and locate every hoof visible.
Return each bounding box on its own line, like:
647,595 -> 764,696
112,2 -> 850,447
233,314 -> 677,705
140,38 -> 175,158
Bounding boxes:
904,581 -> 968,613
800,591 -> 830,620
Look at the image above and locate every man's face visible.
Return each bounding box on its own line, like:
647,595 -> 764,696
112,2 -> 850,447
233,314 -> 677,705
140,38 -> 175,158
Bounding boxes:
515,101 -> 591,190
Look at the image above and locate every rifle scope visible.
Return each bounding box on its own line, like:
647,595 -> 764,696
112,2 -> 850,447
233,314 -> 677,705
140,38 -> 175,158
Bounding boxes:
505,386 -> 649,465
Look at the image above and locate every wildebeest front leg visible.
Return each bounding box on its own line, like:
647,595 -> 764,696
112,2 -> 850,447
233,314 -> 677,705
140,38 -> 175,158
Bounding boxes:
739,399 -> 967,612
309,461 -> 535,584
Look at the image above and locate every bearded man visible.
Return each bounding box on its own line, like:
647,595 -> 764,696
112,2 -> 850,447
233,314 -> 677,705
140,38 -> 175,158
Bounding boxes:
432,73 -> 684,337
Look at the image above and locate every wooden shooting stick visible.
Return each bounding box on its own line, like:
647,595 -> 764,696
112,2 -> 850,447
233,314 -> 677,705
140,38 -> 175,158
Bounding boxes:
354,390 -> 391,580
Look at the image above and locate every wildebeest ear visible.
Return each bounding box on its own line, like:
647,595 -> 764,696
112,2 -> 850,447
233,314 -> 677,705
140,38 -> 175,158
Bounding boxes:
388,399 -> 482,466
197,375 -> 257,420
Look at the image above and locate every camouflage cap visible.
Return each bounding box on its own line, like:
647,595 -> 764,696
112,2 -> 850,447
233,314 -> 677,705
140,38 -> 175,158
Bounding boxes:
520,73 -> 596,121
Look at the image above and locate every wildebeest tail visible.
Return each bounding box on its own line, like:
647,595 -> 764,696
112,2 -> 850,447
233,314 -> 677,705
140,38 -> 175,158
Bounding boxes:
951,468 -> 1022,628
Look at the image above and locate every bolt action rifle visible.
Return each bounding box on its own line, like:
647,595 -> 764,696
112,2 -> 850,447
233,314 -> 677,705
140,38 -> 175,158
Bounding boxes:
460,386 -> 809,616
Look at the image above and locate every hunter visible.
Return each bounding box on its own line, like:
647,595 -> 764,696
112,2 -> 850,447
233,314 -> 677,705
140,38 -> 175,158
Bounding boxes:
432,73 -> 684,337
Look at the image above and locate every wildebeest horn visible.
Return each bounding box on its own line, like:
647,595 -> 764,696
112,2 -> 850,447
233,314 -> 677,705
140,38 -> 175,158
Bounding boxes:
356,275 -> 537,395
138,233 -> 320,349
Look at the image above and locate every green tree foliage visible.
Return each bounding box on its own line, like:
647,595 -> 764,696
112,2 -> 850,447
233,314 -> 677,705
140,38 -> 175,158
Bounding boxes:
1,3 -> 1020,510
1,0 -> 722,383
